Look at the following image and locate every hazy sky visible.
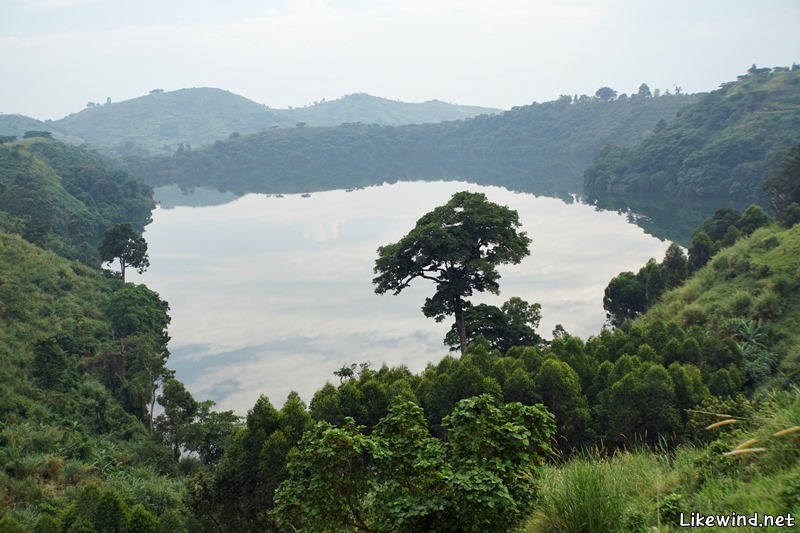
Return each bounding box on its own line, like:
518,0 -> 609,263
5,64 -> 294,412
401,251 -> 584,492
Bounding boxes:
2,0 -> 798,121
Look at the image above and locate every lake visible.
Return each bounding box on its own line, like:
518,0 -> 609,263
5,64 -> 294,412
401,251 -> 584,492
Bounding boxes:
128,181 -> 671,414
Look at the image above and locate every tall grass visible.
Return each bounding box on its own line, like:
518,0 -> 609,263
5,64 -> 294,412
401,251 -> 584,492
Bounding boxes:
527,389 -> 800,532
532,459 -> 627,533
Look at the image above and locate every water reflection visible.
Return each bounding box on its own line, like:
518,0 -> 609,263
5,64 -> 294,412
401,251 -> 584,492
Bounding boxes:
133,181 -> 671,414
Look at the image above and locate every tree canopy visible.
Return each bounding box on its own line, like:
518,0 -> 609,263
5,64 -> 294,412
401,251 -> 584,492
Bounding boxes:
373,191 -> 531,354
99,222 -> 150,282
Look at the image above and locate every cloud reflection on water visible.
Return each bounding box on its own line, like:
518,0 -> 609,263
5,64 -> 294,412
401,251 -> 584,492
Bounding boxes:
131,181 -> 670,413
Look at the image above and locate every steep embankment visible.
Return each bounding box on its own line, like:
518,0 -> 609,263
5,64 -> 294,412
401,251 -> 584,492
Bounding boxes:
0,228 -> 190,530
0,135 -> 193,529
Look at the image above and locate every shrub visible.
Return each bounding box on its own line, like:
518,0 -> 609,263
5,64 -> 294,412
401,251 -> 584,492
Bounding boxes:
753,290 -> 782,321
730,292 -> 754,316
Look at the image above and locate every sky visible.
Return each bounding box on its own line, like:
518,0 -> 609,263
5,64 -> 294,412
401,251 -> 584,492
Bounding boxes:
1,0 -> 798,121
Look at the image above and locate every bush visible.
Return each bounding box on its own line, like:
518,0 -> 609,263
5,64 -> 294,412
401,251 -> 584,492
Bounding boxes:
753,290 -> 782,321
730,291 -> 754,316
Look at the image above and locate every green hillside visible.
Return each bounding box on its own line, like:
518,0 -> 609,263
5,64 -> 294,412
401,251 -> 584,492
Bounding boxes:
52,88 -> 287,153
645,223 -> 800,375
0,115 -> 50,136
127,90 -> 694,199
274,92 -> 501,126
0,229 -> 193,531
47,89 -> 501,155
0,115 -> 82,145
585,66 -> 800,202
2,73 -> 798,531
0,136 -> 153,263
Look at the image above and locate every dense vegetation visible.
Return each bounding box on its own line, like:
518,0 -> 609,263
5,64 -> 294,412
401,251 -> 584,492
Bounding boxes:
125,89 -> 694,200
2,68 -> 799,531
0,230 -> 195,531
0,137 -> 153,263
585,66 -> 800,203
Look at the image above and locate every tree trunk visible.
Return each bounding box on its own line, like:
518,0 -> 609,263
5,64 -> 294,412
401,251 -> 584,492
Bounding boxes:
148,379 -> 157,435
454,298 -> 467,356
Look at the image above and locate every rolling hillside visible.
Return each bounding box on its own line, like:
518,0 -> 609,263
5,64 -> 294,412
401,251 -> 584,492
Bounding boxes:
43,88 -> 501,153
0,136 -> 154,263
584,66 -> 800,202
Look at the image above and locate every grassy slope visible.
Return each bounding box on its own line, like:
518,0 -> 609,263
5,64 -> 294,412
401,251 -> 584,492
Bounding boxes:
0,230 -> 184,527
526,224 -> 800,531
528,389 -> 800,532
645,224 -> 800,375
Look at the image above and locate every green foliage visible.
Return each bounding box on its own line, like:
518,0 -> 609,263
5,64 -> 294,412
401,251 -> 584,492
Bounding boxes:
585,67 -> 800,201
94,488 -> 127,533
0,137 -> 153,262
0,230 -> 191,524
534,459 -> 627,533
444,297 -> 542,352
599,362 -> 681,445
126,504 -> 159,533
183,400 -> 240,466
106,284 -> 170,342
688,231 -> 716,272
155,379 -> 198,462
99,223 -> 150,282
31,336 -> 69,391
273,395 -> 555,533
531,388 -> 800,531
374,191 -> 531,354
532,358 -> 591,448
187,392 -> 310,532
127,89 -> 694,201
763,142 -> 800,219
603,271 -> 647,327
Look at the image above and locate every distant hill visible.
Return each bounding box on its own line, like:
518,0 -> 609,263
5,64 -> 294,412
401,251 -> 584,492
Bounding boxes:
127,90 -> 695,201
272,92 -> 501,127
0,114 -> 49,135
52,88 -> 287,152
584,66 -> 800,203
0,114 -> 82,144
42,88 -> 500,154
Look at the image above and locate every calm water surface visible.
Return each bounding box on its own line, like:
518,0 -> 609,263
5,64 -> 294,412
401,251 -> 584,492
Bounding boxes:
129,181 -> 671,414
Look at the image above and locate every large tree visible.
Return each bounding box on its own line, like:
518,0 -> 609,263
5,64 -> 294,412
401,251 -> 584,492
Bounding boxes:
99,222 -> 150,283
373,191 -> 531,355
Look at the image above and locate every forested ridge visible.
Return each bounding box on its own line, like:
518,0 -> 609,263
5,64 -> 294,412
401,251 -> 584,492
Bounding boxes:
1,68 -> 799,531
125,88 -> 694,199
0,135 -> 153,263
585,66 -> 800,202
